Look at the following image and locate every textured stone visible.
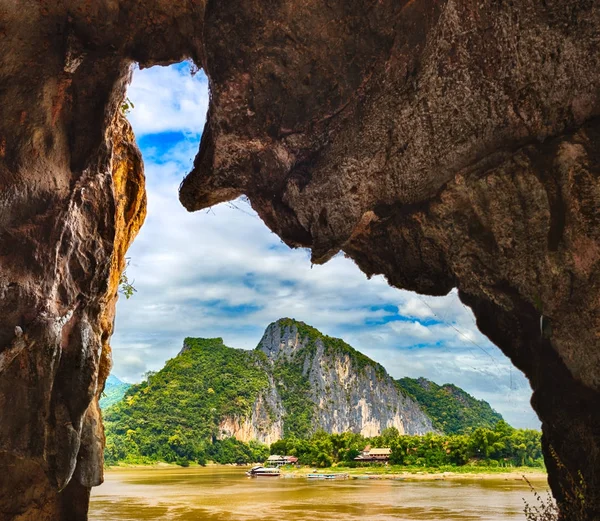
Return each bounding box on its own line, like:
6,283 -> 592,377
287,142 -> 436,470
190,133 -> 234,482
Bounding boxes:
218,321 -> 435,443
0,0 -> 599,520
179,2 -> 600,518
260,321 -> 435,437
218,380 -> 285,446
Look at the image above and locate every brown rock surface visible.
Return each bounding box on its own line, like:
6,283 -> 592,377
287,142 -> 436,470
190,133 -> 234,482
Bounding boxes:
0,0 -> 598,520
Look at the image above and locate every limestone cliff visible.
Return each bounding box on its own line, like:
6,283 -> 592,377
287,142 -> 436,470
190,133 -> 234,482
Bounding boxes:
104,321 -> 439,452
257,319 -> 435,438
217,373 -> 284,445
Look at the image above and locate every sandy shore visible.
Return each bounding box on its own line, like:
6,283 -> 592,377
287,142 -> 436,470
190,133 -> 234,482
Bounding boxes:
281,467 -> 548,482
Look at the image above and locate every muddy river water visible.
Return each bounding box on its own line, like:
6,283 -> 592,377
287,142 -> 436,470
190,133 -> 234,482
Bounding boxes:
90,467 -> 549,521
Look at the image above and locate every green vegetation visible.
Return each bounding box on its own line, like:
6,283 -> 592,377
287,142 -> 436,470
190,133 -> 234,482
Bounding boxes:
274,356 -> 315,439
270,421 -> 543,469
118,259 -> 137,299
100,375 -> 131,410
120,96 -> 135,115
396,377 -> 503,434
104,320 -> 536,471
104,337 -> 270,466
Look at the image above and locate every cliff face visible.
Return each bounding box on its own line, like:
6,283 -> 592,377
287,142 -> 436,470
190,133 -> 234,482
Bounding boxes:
0,106 -> 146,520
176,2 -> 600,518
257,319 -> 435,437
218,373 -> 284,445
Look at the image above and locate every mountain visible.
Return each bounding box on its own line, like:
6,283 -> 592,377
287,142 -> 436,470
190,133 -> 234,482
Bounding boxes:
396,377 -> 503,434
99,374 -> 131,409
103,319 -> 504,464
255,319 -> 434,439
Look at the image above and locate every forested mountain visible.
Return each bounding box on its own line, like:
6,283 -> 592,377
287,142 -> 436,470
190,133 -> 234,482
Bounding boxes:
104,318 -> 506,465
100,375 -> 131,409
396,377 -> 503,434
104,337 -> 271,464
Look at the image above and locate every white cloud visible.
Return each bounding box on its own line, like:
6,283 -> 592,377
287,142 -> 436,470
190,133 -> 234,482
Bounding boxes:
110,64 -> 540,430
126,63 -> 209,136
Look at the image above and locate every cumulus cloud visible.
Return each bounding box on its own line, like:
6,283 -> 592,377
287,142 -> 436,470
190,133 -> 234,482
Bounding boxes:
126,62 -> 209,136
111,64 -> 540,430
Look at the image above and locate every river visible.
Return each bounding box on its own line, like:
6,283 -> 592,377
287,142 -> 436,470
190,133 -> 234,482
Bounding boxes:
90,467 -> 549,521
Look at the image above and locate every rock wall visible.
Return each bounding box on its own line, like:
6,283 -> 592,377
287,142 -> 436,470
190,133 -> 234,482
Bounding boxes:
258,320 -> 435,437
178,2 -> 600,518
0,1 -> 204,518
0,105 -> 146,520
218,373 -> 284,445
219,320 -> 434,442
0,0 -> 599,520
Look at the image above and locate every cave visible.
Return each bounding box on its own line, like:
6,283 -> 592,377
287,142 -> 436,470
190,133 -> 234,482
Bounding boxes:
0,1 -> 599,520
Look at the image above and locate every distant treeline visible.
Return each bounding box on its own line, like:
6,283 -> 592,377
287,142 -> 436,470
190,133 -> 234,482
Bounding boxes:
270,421 -> 542,468
105,420 -> 543,469
105,433 -> 270,467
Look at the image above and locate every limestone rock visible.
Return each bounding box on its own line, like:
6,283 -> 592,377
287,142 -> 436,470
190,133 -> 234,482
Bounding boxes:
1,0 -> 599,519
257,319 -> 435,437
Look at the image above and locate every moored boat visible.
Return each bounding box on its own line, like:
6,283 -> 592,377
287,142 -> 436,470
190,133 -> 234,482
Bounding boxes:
307,473 -> 349,480
246,465 -> 281,477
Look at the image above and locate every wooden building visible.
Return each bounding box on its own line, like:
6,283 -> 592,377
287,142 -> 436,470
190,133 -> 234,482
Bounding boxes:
266,455 -> 299,467
354,446 -> 392,462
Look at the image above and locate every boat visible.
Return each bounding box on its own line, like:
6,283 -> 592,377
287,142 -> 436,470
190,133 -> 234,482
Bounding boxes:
307,473 -> 349,480
246,465 -> 281,477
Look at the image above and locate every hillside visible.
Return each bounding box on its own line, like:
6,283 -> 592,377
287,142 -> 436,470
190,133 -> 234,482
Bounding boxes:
396,377 -> 502,434
104,319 -> 505,465
100,375 -> 131,409
103,338 -> 272,464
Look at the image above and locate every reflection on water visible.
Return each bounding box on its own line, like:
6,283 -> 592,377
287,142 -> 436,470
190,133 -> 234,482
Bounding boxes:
90,467 -> 548,521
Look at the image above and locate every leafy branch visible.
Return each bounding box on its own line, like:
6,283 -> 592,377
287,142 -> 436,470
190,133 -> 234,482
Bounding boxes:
119,258 -> 137,299
121,96 -> 135,115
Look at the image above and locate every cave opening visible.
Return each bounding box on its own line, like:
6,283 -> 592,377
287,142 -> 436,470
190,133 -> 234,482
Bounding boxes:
92,62 -> 542,517
113,61 -> 538,431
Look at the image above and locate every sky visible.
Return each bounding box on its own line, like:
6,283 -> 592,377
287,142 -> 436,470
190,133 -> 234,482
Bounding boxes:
111,62 -> 540,429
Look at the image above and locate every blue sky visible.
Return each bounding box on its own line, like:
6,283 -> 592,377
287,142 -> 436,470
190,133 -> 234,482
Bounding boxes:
111,62 -> 540,429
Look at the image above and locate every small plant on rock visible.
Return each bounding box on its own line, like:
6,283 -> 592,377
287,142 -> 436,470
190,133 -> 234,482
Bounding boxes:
523,477 -> 559,521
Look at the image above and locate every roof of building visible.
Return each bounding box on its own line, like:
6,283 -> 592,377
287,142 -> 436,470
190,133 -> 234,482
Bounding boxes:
267,454 -> 298,462
368,448 -> 392,455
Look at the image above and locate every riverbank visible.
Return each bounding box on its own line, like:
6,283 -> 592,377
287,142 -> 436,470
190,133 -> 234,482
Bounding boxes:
105,462 -> 547,483
280,465 -> 547,482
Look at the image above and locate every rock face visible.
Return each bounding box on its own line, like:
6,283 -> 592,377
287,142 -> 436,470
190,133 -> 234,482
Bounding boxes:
0,102 -> 146,520
178,2 -> 600,519
0,0 -> 599,520
188,320 -> 435,444
257,319 -> 435,437
218,373 -> 285,445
